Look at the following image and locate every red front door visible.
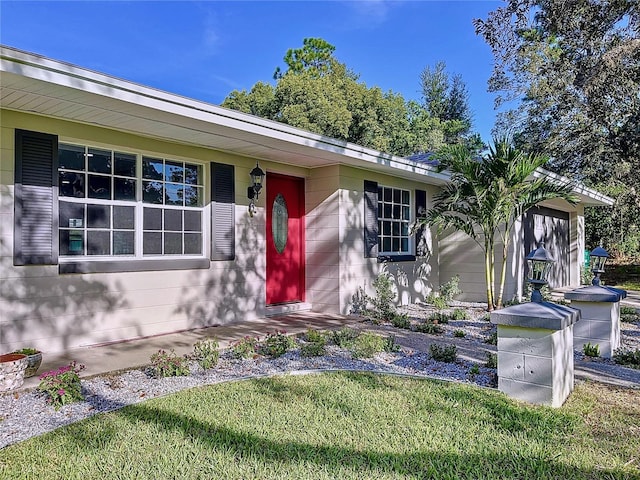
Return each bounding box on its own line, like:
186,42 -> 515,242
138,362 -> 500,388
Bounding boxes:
266,173 -> 305,305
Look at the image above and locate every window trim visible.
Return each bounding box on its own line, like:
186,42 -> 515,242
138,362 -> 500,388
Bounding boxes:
377,184 -> 414,258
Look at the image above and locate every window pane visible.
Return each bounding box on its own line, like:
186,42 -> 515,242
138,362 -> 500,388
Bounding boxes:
113,231 -> 135,255
164,209 -> 182,231
164,232 -> 182,254
143,181 -> 163,204
60,230 -> 84,255
402,206 -> 410,221
165,183 -> 183,205
87,204 -> 110,229
184,163 -> 201,185
383,188 -> 392,202
143,232 -> 162,254
392,238 -> 400,252
401,223 -> 409,236
184,186 -> 203,207
58,144 -> 85,171
88,148 -> 111,174
377,204 -> 382,217
382,221 -> 391,235
142,157 -> 163,180
401,238 -> 409,252
393,205 -> 400,219
114,206 -> 135,229
383,204 -> 392,218
402,190 -> 410,205
143,207 -> 162,230
88,175 -> 111,199
87,231 -> 110,255
114,178 -> 136,201
393,189 -> 400,203
59,201 -> 85,228
184,210 -> 202,232
59,172 -> 85,197
392,222 -> 400,236
165,161 -> 183,183
184,233 -> 202,254
383,237 -> 391,252
114,152 -> 136,177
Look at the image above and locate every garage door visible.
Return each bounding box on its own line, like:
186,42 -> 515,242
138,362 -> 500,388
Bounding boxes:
523,206 -> 570,288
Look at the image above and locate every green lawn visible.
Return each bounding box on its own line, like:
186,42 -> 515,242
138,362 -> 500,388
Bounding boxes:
1,373 -> 639,479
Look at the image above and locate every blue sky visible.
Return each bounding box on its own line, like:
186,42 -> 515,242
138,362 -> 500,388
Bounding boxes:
1,0 -> 502,144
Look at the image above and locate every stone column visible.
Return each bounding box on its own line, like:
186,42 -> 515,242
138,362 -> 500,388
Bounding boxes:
491,302 -> 580,408
564,286 -> 627,358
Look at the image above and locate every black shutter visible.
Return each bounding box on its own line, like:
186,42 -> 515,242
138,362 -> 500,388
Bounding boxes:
211,162 -> 235,261
14,129 -> 58,266
415,189 -> 428,257
364,180 -> 378,258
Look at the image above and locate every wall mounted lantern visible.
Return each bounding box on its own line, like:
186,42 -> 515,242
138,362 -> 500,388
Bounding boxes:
526,242 -> 555,302
590,245 -> 609,286
247,162 -> 265,217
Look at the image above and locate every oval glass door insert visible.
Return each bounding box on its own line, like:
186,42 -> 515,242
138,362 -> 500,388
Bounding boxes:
272,193 -> 288,253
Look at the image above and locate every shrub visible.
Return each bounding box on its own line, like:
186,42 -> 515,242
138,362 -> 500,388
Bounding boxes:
383,334 -> 401,353
621,306 -> 638,315
391,313 -> 411,329
231,336 -> 258,359
484,330 -> 497,346
426,293 -> 447,310
331,327 -> 359,348
192,338 -> 219,369
349,286 -> 370,315
260,330 -> 295,358
428,312 -> 450,324
440,275 -> 462,302
582,342 -> 600,358
351,332 -> 386,358
485,352 -> 498,369
415,322 -> 444,334
300,329 -> 327,357
371,273 -> 396,322
453,329 -> 466,338
468,364 -> 480,376
620,306 -> 639,323
429,344 -> 457,363
613,348 -> 640,369
451,308 -> 469,320
150,349 -> 190,377
37,361 -> 85,410
304,329 -> 327,344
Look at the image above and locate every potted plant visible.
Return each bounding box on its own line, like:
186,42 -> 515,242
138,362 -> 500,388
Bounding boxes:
11,348 -> 43,378
0,353 -> 28,392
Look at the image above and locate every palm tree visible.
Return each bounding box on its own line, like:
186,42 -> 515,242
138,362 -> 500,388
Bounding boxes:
421,139 -> 578,310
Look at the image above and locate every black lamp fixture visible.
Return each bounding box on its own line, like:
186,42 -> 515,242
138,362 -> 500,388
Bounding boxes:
526,242 -> 555,302
247,162 -> 265,217
590,245 -> 609,286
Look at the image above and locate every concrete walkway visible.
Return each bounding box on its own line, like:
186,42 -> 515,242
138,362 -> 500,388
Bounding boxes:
18,312 -> 355,392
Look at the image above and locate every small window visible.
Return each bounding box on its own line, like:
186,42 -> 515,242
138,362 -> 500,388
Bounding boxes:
377,186 -> 412,255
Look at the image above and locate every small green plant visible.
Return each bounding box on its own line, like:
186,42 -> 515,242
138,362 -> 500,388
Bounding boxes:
349,286 -> 370,315
331,327 -> 360,348
300,329 -> 327,357
426,292 -> 447,310
260,330 -> 295,358
620,306 -> 639,323
613,347 -> 640,369
391,313 -> 411,329
415,322 -> 444,334
351,332 -> 386,358
485,352 -> 498,369
37,361 -> 85,410
582,342 -> 600,358
468,364 -> 480,376
453,329 -> 466,338
451,308 -> 469,320
440,275 -> 462,302
428,311 -> 450,324
621,306 -> 638,315
371,272 -> 397,322
429,343 -> 457,363
150,349 -> 190,377
484,330 -> 497,346
192,338 -> 219,369
231,336 -> 258,359
383,334 -> 401,353
12,347 -> 40,355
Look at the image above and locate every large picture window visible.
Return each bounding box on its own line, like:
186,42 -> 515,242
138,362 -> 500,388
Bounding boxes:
58,144 -> 205,258
377,186 -> 411,255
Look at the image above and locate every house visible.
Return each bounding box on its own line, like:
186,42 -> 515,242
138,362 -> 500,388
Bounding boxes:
0,46 -> 613,353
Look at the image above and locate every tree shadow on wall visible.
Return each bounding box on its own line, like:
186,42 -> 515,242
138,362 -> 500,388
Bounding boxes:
174,210 -> 265,328
0,185 -> 129,352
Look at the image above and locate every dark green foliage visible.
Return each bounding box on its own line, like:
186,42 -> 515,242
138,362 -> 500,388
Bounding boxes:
613,348 -> 640,369
371,272 -> 397,323
428,312 -> 450,324
582,343 -> 600,358
429,344 -> 457,363
391,313 -> 411,329
351,332 -> 386,359
485,352 -> 498,369
451,308 -> 469,320
231,336 -> 258,359
331,327 -> 360,348
260,331 -> 295,358
415,322 -> 444,335
383,335 -> 401,353
453,329 -> 466,338
484,330 -> 498,346
300,329 -> 327,357
192,339 -> 219,370
426,293 -> 448,310
150,350 -> 190,378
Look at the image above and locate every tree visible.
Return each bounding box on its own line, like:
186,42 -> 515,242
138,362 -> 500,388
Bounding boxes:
420,139 -> 577,310
474,0 -> 640,260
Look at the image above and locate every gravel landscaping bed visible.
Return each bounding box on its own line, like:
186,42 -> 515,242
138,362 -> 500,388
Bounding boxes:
1,301 -> 638,450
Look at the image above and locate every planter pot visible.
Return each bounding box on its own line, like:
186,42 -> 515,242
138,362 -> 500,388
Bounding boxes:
0,353 -> 28,392
23,352 -> 43,378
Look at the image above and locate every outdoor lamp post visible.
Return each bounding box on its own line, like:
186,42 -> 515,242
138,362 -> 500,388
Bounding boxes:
590,246 -> 609,286
247,162 -> 265,217
526,242 -> 555,302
